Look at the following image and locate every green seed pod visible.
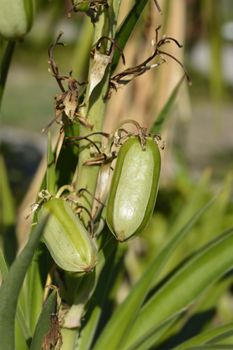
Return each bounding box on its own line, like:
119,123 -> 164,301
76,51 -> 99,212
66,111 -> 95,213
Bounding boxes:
0,0 -> 34,39
41,198 -> 97,272
106,136 -> 161,242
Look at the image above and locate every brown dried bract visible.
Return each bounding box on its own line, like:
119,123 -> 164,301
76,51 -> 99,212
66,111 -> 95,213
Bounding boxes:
42,313 -> 62,350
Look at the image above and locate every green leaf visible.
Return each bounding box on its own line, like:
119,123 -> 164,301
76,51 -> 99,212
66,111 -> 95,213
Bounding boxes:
30,290 -> 57,350
22,243 -> 52,335
185,346 -> 233,350
0,247 -> 8,278
15,321 -> 29,350
124,227 -> 233,349
162,275 -> 233,350
46,132 -> 57,194
173,322 -> 233,350
0,40 -> 15,108
150,75 -> 186,134
78,236 -> 121,350
0,247 -> 30,348
0,154 -> 17,265
92,199 -> 215,350
0,215 -> 48,350
127,311 -> 184,350
111,0 -> 151,72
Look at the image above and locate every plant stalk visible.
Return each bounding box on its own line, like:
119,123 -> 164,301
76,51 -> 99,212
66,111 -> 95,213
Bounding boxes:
74,1 -> 122,226
0,40 -> 15,110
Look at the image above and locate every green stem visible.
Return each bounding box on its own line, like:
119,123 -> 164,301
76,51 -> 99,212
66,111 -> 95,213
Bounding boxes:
72,18 -> 94,79
74,1 -> 121,226
60,328 -> 77,350
0,40 -> 16,109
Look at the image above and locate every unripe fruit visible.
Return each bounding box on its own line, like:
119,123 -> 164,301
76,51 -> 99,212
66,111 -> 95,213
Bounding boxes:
41,198 -> 98,272
0,0 -> 34,39
106,136 -> 161,241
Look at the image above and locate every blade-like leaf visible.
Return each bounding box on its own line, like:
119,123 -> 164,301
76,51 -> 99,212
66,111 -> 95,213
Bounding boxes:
128,311 -> 184,350
92,199 -> 215,350
0,41 -> 15,108
15,322 -> 29,350
78,236 -> 122,350
46,132 -> 57,195
23,243 -> 52,335
111,0 -> 151,72
0,247 -> 30,348
124,227 -> 233,349
0,247 -> 8,279
0,215 -> 48,350
0,154 -> 17,265
150,75 -> 186,134
30,290 -> 57,350
163,275 -> 233,350
185,346 -> 233,350
173,322 -> 233,350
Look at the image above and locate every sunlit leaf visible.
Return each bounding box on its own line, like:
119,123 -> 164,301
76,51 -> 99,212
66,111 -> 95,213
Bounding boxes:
92,199 -> 215,350
173,322 -> 233,350
0,216 -> 48,349
46,132 -> 57,195
112,0 -> 152,72
150,75 -> 186,134
0,154 -> 17,265
30,290 -> 58,350
124,227 -> 233,349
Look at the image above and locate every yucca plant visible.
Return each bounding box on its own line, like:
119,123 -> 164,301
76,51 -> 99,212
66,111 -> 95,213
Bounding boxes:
1,1 -> 233,350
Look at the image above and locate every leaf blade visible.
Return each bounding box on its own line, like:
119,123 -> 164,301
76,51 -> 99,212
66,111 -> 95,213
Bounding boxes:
124,227 -> 233,349
150,75 -> 186,134
0,216 -> 48,350
92,199 -> 215,350
30,290 -> 57,350
173,322 -> 233,350
0,154 -> 17,265
111,0 -> 151,72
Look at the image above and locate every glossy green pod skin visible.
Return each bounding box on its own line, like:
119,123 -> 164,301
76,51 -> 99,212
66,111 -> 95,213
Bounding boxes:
0,0 -> 34,39
41,198 -> 97,272
106,136 -> 161,242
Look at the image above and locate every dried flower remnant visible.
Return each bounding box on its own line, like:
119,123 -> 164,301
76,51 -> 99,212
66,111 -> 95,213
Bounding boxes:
42,313 -> 62,350
108,26 -> 190,97
88,36 -> 125,98
43,33 -> 92,133
72,0 -> 109,22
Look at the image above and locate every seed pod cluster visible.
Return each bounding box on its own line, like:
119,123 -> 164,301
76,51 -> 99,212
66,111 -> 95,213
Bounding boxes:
0,0 -> 34,39
39,132 -> 161,272
106,136 -> 161,241
41,198 -> 97,272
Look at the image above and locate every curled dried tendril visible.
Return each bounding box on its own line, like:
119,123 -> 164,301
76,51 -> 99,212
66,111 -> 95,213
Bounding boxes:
107,26 -> 191,98
66,120 -> 164,167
